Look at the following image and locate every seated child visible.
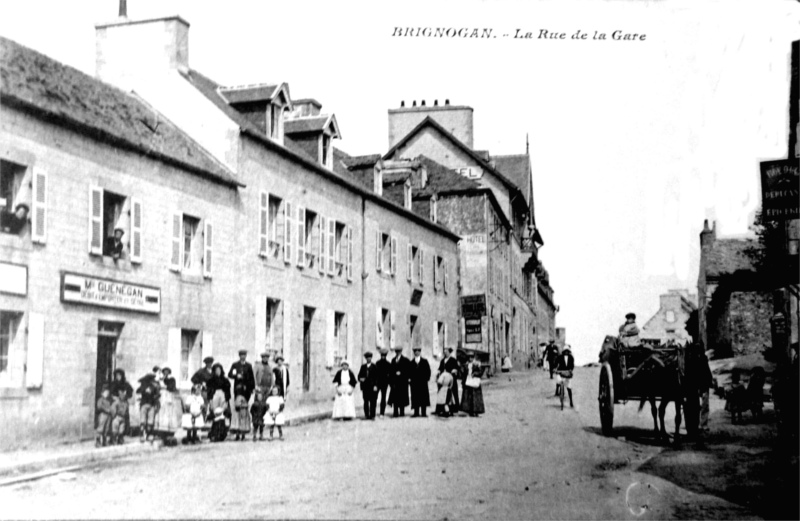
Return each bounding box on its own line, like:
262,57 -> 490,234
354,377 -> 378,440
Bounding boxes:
208,389 -> 229,443
265,386 -> 286,440
250,388 -> 268,442
96,385 -> 113,447
184,384 -> 205,444
110,388 -> 129,445
230,382 -> 251,442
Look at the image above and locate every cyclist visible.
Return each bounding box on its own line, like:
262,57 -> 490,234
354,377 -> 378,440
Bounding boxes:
555,345 -> 575,408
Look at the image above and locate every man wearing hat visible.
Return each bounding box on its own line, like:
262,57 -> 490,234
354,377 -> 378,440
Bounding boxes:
374,350 -> 391,417
191,356 -> 215,388
618,313 -> 641,348
228,350 -> 255,403
388,346 -> 411,417
0,202 -> 29,234
555,345 -> 575,408
357,352 -> 379,420
103,227 -> 125,260
272,356 -> 290,398
438,347 -> 461,411
254,351 -> 275,396
409,347 -> 431,417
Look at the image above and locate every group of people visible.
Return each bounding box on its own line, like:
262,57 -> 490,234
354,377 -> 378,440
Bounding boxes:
333,346 -> 487,421
541,342 -> 576,408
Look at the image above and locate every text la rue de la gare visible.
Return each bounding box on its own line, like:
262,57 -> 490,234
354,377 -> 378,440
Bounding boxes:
391,27 -> 646,41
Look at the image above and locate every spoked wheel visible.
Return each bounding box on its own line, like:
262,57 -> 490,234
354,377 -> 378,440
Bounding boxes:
560,379 -> 566,410
598,363 -> 614,435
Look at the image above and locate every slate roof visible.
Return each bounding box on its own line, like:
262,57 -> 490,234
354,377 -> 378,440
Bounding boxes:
179,68 -> 261,134
493,154 -> 530,200
284,116 -> 332,134
0,36 -> 240,187
706,239 -> 761,279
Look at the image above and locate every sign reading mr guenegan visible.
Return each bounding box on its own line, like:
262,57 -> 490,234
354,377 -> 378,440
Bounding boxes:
61,272 -> 161,314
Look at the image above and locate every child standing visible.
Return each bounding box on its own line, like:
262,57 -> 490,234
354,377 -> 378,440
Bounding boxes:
96,385 -> 112,447
250,388 -> 268,442
110,388 -> 129,445
184,384 -> 205,444
230,382 -> 251,441
265,386 -> 286,441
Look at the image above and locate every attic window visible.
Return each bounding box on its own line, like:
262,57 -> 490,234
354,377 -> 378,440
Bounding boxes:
268,104 -> 283,141
403,182 -> 412,210
321,134 -> 332,168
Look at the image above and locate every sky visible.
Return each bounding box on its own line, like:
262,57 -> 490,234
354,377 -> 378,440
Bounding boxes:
0,0 -> 797,364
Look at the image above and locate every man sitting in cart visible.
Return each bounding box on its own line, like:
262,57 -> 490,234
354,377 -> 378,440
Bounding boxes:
618,312 -> 641,348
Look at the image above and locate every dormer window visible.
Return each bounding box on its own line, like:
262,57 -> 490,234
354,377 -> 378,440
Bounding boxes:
321,134 -> 332,169
268,103 -> 284,142
373,165 -> 383,196
219,82 -> 292,145
403,181 -> 412,210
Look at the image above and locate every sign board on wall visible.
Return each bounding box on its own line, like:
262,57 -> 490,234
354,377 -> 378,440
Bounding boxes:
0,262 -> 27,296
760,159 -> 799,221
465,318 -> 482,343
461,294 -> 487,318
61,272 -> 161,314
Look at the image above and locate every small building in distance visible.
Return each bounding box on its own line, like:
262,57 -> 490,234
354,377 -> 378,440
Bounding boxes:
641,289 -> 697,344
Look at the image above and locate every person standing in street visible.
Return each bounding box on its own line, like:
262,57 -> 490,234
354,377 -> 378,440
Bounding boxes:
191,356 -> 215,421
440,347 -> 461,411
555,345 -> 575,408
545,342 -> 559,381
228,349 -> 255,404
388,345 -> 411,417
375,350 -> 391,417
409,347 -> 431,418
135,372 -> 160,443
332,360 -> 358,421
254,351 -> 274,396
461,353 -> 485,417
358,352 -> 378,420
273,356 -> 290,398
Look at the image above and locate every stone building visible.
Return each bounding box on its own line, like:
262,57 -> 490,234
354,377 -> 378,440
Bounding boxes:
697,220 -> 772,358
0,14 -> 460,447
641,289 -> 697,344
380,104 -> 553,372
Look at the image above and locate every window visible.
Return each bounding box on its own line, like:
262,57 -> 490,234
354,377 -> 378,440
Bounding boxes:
409,315 -> 419,349
373,165 -> 383,196
180,329 -> 201,384
433,321 -> 445,358
376,307 -> 392,349
265,298 -> 282,353
333,312 -> 347,365
430,196 -> 437,223
0,159 -> 32,237
170,212 -> 211,277
376,231 -> 394,274
403,182 -> 412,210
334,221 -> 346,275
407,244 -> 418,283
302,209 -> 318,270
666,310 -> 676,323
268,104 -> 283,142
89,187 -> 141,261
267,194 -> 283,258
321,134 -> 332,169
0,312 -> 21,376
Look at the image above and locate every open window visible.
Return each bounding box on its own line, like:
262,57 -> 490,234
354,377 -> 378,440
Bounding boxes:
89,187 -> 142,262
0,159 -> 32,237
169,212 -> 211,277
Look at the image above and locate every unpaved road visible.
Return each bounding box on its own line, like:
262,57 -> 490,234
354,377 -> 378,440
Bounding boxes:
1,367 -> 793,519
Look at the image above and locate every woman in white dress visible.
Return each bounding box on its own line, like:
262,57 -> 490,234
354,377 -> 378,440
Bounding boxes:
332,360 -> 357,420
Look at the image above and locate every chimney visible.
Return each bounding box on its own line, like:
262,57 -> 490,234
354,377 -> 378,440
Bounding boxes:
400,100 -> 405,107
434,99 -> 438,106
421,100 -> 426,106
412,100 -> 417,107
700,219 -> 716,249
445,99 -> 450,106
95,15 -> 190,90
118,0 -> 127,18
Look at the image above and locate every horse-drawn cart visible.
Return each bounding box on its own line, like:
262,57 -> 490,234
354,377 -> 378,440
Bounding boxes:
598,336 -> 699,438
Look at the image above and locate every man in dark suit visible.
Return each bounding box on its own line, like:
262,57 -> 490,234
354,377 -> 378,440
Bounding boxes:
358,352 -> 378,420
228,349 -> 255,402
409,347 -> 431,417
374,350 -> 391,417
103,228 -> 125,260
273,355 -> 290,397
388,346 -> 411,417
438,347 -> 461,410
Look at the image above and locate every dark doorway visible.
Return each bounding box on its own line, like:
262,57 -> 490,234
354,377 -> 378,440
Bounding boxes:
95,321 -> 123,425
302,307 -> 314,392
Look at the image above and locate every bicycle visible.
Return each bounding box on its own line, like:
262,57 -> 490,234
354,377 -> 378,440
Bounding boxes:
556,370 -> 573,410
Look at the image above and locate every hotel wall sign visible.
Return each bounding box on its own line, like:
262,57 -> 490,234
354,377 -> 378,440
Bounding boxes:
61,272 -> 161,314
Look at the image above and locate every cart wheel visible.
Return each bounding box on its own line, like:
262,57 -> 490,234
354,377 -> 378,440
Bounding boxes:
598,363 -> 614,436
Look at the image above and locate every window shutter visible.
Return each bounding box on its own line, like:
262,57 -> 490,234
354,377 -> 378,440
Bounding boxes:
26,313 -> 45,389
255,294 -> 266,354
319,215 -> 327,275
259,191 -> 269,257
283,301 -> 292,365
130,198 -> 143,263
346,313 -> 353,364
170,213 -> 182,271
419,248 -> 424,286
376,307 -> 383,348
444,322 -> 449,351
167,328 -> 181,377
444,259 -> 449,293
297,206 -> 306,268
327,219 -> 336,275
283,201 -> 293,264
406,244 -> 412,281
89,186 -> 103,255
8,315 -> 26,387
488,255 -> 493,294
433,322 -> 439,355
31,168 -> 47,244
202,331 -> 213,360
390,310 -> 396,350
203,220 -> 213,278
326,309 -> 336,367
375,230 -> 382,272
346,226 -> 353,281
433,256 -> 438,291
390,236 -> 397,276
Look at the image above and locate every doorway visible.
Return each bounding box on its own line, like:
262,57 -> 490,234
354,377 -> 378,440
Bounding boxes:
302,307 -> 314,392
96,321 -> 123,423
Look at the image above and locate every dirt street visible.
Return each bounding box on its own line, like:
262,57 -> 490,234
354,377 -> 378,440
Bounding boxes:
1,368 -> 792,520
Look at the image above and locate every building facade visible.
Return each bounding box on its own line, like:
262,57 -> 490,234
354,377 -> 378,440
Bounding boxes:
641,290 -> 697,344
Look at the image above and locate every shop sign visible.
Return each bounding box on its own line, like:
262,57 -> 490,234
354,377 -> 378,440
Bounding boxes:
461,294 -> 486,318
760,159 -> 799,221
0,262 -> 27,296
61,272 -> 160,314
465,318 -> 482,343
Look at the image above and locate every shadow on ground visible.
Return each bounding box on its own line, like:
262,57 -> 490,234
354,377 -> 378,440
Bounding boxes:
582,426 -> 671,447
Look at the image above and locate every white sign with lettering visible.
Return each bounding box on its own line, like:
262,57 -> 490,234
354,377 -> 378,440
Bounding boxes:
61,272 -> 160,314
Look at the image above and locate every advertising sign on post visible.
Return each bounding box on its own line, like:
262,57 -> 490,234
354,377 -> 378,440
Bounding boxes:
465,318 -> 482,343
461,294 -> 487,318
760,159 -> 799,221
